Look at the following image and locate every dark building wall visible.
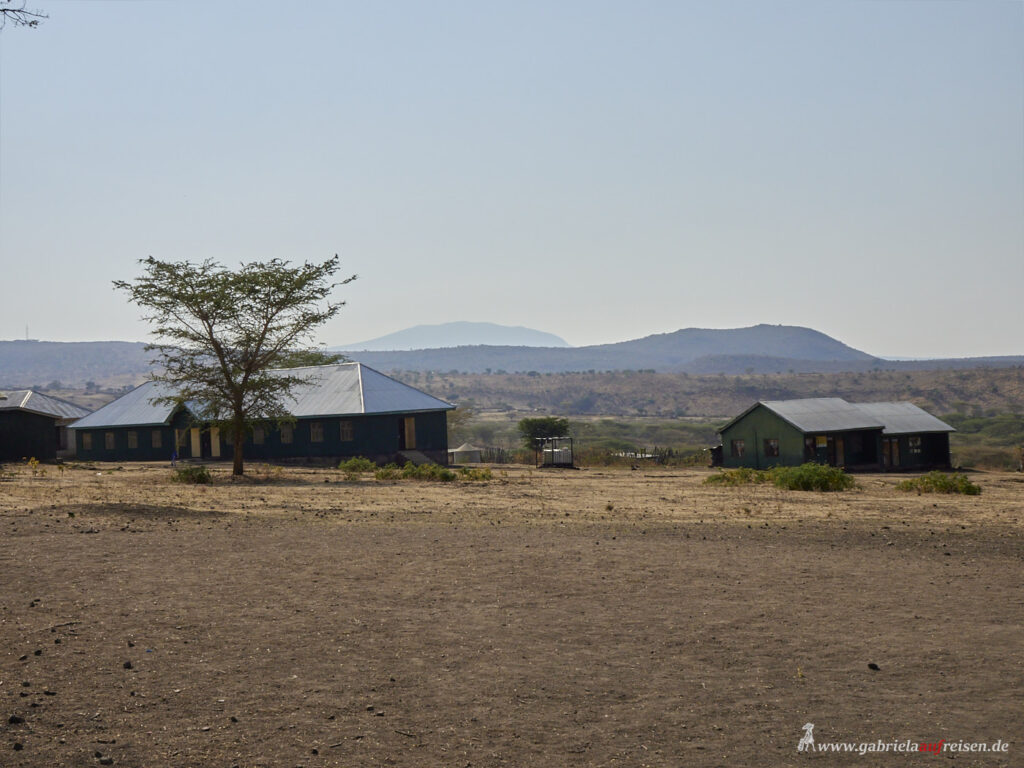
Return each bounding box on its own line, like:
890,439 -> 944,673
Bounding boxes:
720,406 -> 804,469
0,410 -> 59,461
885,432 -> 951,470
74,411 -> 190,463
74,410 -> 450,465
239,411 -> 449,463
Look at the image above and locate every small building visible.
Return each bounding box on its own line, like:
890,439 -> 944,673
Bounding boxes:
716,398 -> 953,472
448,442 -> 483,464
70,363 -> 455,465
0,390 -> 91,462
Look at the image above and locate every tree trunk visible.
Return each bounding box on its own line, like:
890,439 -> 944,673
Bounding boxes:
232,421 -> 245,476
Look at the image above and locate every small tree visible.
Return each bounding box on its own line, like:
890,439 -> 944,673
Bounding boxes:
446,404 -> 475,445
115,255 -> 355,475
518,416 -> 569,448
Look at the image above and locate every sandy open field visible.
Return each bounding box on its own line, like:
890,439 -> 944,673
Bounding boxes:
1,462 -> 1021,767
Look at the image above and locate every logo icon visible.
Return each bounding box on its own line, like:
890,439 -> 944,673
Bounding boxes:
798,723 -> 815,752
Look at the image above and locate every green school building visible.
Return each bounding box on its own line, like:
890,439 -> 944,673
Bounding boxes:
70,363 -> 454,465
716,398 -> 954,472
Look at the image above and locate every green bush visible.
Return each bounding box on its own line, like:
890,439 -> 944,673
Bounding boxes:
374,463 -> 400,481
458,466 -> 493,481
171,465 -> 212,484
768,463 -> 855,492
400,462 -> 456,482
338,456 -> 377,473
703,463 -> 854,492
896,471 -> 981,495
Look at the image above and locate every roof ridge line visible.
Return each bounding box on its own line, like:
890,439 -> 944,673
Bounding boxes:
356,363 -> 365,413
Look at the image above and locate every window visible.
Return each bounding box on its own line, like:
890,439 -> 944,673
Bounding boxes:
127,431 -> 138,450
908,436 -> 922,454
339,420 -> 353,441
82,432 -> 93,451
105,432 -> 115,450
764,438 -> 779,457
280,423 -> 293,444
253,426 -> 265,445
310,422 -> 324,443
152,430 -> 162,449
730,439 -> 745,457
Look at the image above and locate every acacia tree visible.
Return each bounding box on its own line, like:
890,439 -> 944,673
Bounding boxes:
115,256 -> 355,476
518,416 -> 570,448
0,1 -> 47,28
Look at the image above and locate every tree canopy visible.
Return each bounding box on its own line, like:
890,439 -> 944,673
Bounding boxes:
114,255 -> 355,475
517,416 -> 570,448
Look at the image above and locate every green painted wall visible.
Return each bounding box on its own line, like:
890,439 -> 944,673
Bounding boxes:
720,405 -> 805,469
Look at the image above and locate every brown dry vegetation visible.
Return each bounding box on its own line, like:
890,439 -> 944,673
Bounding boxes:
1,462 -> 1021,767
400,367 -> 1024,418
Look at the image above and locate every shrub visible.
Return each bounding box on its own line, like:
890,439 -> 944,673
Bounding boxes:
896,472 -> 981,495
373,463 -> 400,481
338,456 -> 377,482
703,463 -> 854,492
400,462 -> 456,482
338,456 -> 377,473
458,467 -> 493,482
171,465 -> 212,484
768,463 -> 855,492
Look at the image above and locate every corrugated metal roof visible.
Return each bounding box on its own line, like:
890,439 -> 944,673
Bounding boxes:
0,390 -> 91,420
69,381 -> 179,429
720,397 -> 954,436
357,365 -> 454,416
853,402 -> 955,435
71,363 -> 454,429
281,363 -> 454,416
759,398 -> 883,433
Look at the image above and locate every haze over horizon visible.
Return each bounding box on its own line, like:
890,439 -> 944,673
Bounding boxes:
1,1 -> 1021,359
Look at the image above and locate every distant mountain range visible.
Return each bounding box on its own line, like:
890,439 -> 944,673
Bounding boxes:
335,321 -> 570,351
1,325 -> 1021,387
337,324 -> 869,373
337,324 -> 1023,374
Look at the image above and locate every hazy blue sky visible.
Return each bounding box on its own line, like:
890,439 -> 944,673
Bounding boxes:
1,0 -> 1021,358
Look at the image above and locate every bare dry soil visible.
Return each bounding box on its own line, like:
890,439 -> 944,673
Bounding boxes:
1,463 -> 1021,767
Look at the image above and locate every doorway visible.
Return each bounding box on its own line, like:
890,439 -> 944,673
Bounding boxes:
398,417 -> 416,450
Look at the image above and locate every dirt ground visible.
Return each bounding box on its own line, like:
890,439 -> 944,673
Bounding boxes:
1,462 -> 1021,767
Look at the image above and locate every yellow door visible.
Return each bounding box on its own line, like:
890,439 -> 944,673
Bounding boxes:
190,428 -> 201,458
210,427 -> 221,458
404,417 -> 416,449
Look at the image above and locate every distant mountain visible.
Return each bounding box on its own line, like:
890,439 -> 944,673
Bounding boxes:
342,324 -> 877,373
1,328 -> 1020,389
334,322 -> 569,351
